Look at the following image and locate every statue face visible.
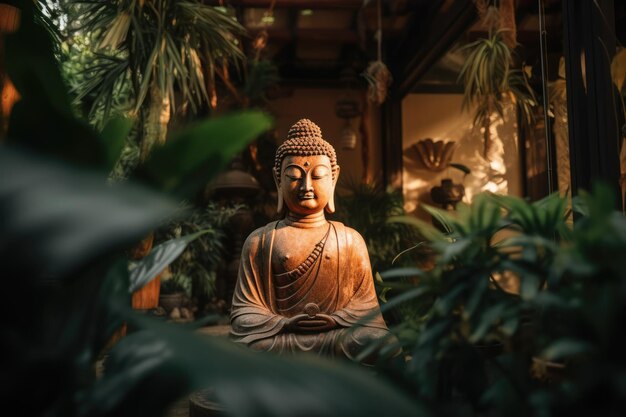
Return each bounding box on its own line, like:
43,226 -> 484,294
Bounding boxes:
279,155 -> 334,215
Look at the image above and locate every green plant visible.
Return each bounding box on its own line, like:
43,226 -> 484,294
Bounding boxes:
2,5 -> 422,417
458,26 -> 536,157
332,180 -> 429,327
377,184 -> 626,417
334,180 -> 424,273
155,202 -> 239,305
70,0 -> 245,159
160,274 -> 188,295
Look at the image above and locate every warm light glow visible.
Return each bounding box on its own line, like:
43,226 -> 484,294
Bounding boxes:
490,159 -> 503,171
483,181 -> 499,193
261,14 -> 275,25
402,177 -> 430,213
301,9 -> 314,16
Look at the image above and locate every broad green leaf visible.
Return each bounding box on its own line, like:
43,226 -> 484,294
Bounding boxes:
421,204 -> 455,235
5,3 -> 108,169
464,277 -> 489,319
5,257 -> 130,417
571,195 -> 589,217
500,314 -> 519,336
137,111 -> 273,196
380,267 -> 428,280
441,238 -> 473,264
434,283 -> 468,315
82,314 -> 425,417
469,302 -> 507,343
388,215 -> 445,242
0,147 -> 178,281
380,286 -> 433,314
532,292 -> 572,309
99,116 -> 135,171
520,273 -> 540,300
418,319 -> 452,347
496,235 -> 558,253
129,230 -> 211,293
542,338 -> 593,361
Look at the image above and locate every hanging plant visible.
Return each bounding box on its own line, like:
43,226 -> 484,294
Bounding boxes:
458,29 -> 536,157
363,60 -> 392,105
362,0 -> 392,105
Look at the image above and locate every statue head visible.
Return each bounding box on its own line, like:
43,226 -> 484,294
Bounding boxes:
273,119 -> 340,215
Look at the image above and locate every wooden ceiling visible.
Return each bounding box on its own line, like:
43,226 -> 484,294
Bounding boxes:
206,0 -> 439,88
207,1 -> 572,95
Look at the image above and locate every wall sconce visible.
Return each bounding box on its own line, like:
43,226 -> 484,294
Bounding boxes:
406,138 -> 457,171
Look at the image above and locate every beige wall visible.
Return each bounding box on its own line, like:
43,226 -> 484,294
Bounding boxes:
267,88 -> 382,188
401,93 -> 522,218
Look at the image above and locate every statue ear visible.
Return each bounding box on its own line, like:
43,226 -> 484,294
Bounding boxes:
273,169 -> 284,214
325,165 -> 340,214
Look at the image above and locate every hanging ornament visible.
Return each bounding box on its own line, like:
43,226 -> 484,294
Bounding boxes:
362,0 -> 392,105
340,120 -> 358,150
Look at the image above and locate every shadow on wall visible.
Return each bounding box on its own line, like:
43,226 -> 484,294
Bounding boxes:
402,94 -> 521,220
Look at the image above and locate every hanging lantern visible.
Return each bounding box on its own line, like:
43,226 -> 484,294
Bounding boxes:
340,121 -> 357,150
335,96 -> 361,120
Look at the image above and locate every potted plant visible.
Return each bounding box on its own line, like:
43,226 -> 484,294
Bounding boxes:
159,273 -> 189,314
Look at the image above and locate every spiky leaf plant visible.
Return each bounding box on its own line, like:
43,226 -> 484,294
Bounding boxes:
458,30 -> 536,157
71,0 -> 245,159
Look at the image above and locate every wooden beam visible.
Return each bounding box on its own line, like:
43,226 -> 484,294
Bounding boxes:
392,0 -> 476,99
247,27 -> 358,43
204,0 -> 363,9
381,95 -> 403,191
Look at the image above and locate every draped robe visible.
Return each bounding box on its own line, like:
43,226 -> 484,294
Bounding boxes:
230,220 -> 391,359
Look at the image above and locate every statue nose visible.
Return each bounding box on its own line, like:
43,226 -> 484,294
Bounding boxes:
300,175 -> 313,191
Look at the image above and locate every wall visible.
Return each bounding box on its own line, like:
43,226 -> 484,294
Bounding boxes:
266,88 -> 382,189
401,93 -> 522,218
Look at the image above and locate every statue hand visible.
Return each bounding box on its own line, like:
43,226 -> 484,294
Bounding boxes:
285,313 -> 337,333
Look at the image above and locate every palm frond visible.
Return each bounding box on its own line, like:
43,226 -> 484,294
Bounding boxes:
70,0 -> 246,119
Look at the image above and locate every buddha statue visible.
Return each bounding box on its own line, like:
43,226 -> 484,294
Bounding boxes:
230,119 -> 396,362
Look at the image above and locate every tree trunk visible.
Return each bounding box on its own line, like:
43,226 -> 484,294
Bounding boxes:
499,0 -> 517,50
483,111 -> 491,159
140,84 -> 170,162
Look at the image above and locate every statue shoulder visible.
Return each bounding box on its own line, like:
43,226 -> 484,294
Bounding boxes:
243,221 -> 279,253
329,221 -> 367,249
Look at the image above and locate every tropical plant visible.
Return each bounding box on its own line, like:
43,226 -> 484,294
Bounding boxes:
160,274 -> 188,295
70,0 -> 246,160
376,182 -> 626,417
155,202 -> 240,308
458,1 -> 536,159
1,5 -> 423,417
332,180 -> 428,327
334,179 -> 425,274
458,29 -> 536,157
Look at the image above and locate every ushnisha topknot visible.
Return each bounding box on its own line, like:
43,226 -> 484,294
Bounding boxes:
274,119 -> 338,180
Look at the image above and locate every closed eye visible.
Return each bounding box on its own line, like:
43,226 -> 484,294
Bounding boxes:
311,166 -> 330,179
